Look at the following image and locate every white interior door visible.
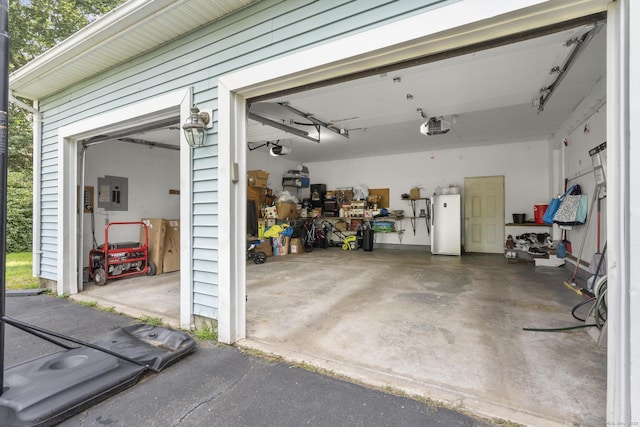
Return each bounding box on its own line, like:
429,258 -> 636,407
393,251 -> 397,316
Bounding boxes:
464,176 -> 505,253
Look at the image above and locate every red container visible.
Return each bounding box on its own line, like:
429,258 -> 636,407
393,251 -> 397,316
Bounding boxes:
534,204 -> 549,224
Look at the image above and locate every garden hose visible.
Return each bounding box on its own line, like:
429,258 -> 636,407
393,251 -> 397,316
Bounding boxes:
571,296 -> 596,322
523,324 -> 598,332
523,279 -> 607,333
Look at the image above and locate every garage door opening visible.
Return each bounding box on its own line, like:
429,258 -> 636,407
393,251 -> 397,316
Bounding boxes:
71,118 -> 183,326
56,88 -> 193,329
241,19 -> 607,426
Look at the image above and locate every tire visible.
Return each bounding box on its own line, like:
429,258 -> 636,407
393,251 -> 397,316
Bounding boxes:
94,268 -> 107,286
253,251 -> 267,264
146,262 -> 156,276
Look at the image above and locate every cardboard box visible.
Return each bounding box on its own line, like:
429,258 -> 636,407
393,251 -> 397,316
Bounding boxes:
163,220 -> 180,273
248,170 -> 269,187
289,237 -> 302,255
141,218 -> 167,274
256,239 -> 272,257
276,201 -> 298,220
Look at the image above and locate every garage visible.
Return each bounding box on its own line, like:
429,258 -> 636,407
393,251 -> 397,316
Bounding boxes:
8,0 -> 637,425
76,118 -> 183,324
238,16 -> 607,425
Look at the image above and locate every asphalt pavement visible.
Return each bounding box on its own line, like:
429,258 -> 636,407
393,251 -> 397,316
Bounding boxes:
2,294 -> 493,426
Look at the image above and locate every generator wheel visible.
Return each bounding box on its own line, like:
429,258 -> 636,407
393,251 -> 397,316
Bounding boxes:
146,262 -> 156,276
94,268 -> 107,286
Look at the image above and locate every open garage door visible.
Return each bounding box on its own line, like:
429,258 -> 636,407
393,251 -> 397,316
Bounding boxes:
72,118 -> 183,326
238,11 -> 608,427
55,88 -> 193,329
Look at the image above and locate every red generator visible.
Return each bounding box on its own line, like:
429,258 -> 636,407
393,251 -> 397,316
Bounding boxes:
88,221 -> 156,286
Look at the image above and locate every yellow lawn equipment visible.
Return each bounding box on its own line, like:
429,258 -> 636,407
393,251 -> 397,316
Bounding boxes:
341,235 -> 358,251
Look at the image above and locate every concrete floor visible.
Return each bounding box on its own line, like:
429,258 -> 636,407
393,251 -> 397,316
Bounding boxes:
242,248 -> 606,426
71,248 -> 606,426
71,271 -> 181,328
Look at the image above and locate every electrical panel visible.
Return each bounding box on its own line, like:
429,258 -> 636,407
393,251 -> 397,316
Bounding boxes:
97,175 -> 129,211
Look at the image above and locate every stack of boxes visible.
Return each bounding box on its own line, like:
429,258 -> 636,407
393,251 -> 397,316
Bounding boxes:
140,218 -> 180,275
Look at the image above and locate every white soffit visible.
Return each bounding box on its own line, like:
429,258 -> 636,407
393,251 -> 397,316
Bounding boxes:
9,0 -> 256,100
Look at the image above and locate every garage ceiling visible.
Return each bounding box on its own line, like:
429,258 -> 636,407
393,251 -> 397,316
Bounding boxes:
245,23 -> 606,163
124,22 -> 606,163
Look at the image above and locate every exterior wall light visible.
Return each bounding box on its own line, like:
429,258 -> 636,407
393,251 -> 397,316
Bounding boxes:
182,106 -> 211,147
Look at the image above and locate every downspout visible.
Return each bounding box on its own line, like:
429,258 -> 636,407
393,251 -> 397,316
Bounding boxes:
9,93 -> 41,278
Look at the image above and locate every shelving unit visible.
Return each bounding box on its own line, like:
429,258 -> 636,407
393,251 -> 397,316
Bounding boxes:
282,177 -> 309,198
319,216 -> 405,242
505,222 -> 551,227
505,222 -> 551,236
403,198 -> 430,235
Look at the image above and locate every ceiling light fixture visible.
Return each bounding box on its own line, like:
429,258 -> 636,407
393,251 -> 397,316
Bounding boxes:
182,106 -> 211,147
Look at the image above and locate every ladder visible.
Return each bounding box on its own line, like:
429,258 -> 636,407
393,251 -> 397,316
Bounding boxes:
586,141 -> 607,348
589,141 -> 606,199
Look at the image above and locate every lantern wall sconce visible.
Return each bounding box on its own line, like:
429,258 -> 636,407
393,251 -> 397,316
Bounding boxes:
182,106 -> 212,147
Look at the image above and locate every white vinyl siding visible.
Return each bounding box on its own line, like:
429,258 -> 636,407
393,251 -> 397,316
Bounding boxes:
35,0 -> 453,317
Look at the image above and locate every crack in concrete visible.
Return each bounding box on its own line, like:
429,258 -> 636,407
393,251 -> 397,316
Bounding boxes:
172,364 -> 254,425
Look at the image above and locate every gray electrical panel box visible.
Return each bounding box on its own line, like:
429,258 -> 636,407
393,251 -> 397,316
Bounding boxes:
97,175 -> 129,211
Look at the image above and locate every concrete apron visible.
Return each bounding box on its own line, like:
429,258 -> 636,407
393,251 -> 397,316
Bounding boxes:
240,249 -> 606,427
70,271 -> 181,328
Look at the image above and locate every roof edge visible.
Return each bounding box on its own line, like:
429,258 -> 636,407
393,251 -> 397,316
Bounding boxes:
9,0 -> 176,99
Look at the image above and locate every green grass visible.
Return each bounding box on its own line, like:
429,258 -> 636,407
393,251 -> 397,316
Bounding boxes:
5,252 -> 40,290
76,300 -> 99,308
192,320 -> 218,341
136,315 -> 164,326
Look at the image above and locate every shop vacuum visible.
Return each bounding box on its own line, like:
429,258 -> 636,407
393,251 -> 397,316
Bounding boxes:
362,226 -> 374,251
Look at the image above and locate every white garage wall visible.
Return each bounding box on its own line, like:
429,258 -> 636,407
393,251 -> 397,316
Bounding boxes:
81,141 -> 180,257
304,139 -> 552,246
245,122 -> 604,254
558,105 -> 607,269
247,141 -> 551,247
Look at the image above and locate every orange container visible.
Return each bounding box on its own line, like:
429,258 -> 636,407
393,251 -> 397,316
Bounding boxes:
534,204 -> 549,224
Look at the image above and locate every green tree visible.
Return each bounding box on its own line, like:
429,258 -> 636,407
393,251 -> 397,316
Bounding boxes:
6,171 -> 32,252
7,0 -> 125,252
